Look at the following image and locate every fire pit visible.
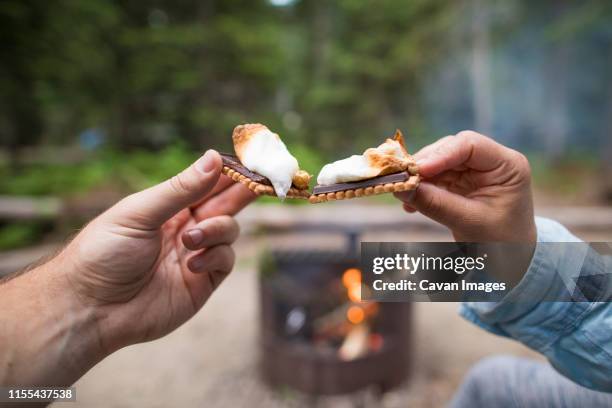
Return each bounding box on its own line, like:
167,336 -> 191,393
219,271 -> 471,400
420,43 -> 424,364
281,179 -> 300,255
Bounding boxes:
258,225 -> 412,396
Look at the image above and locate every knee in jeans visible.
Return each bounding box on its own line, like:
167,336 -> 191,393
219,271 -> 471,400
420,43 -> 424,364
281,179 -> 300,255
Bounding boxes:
468,355 -> 519,379
459,355 -> 521,406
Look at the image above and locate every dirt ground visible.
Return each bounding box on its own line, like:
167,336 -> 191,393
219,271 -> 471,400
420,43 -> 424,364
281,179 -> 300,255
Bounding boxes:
13,202 -> 608,408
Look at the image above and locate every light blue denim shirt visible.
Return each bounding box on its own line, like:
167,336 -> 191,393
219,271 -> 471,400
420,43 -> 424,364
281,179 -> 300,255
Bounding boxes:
461,217 -> 612,392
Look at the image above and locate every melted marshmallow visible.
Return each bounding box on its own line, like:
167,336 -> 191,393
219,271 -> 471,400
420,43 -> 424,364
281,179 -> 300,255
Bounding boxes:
240,129 -> 299,198
317,138 -> 409,185
317,155 -> 379,185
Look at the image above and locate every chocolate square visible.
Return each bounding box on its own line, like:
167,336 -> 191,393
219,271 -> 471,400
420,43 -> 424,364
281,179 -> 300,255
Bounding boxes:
220,153 -> 271,186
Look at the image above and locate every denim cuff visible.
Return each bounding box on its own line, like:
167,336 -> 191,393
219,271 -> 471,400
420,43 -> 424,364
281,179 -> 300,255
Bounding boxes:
460,217 -> 589,350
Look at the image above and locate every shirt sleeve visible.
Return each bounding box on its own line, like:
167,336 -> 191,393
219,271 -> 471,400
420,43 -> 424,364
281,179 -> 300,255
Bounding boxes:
460,217 -> 612,392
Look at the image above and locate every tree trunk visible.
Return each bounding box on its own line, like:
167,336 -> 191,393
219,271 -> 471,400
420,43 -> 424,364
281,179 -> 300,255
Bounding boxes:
470,0 -> 494,135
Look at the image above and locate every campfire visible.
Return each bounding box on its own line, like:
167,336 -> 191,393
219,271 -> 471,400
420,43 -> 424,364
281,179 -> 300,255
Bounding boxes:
259,225 -> 412,396
311,267 -> 382,361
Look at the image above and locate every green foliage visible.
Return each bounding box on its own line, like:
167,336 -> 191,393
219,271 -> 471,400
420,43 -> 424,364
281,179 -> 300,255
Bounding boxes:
0,0 -> 457,154
0,0 -> 286,150
0,145 -> 197,196
285,143 -> 326,182
0,162 -> 105,196
3,0 -> 606,158
0,222 -> 45,250
257,249 -> 278,279
528,151 -> 599,195
107,144 -> 197,191
288,0 -> 456,155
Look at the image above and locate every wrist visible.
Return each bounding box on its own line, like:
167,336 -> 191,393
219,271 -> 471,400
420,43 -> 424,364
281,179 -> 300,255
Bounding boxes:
0,253 -> 107,386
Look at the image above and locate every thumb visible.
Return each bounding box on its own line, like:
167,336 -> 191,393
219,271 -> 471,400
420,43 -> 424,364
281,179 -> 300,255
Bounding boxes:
110,150 -> 222,229
397,182 -> 480,232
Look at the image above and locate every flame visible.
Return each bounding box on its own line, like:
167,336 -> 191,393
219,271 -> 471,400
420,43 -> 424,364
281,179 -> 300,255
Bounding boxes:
347,285 -> 361,302
346,305 -> 365,324
342,268 -> 362,302
342,268 -> 361,288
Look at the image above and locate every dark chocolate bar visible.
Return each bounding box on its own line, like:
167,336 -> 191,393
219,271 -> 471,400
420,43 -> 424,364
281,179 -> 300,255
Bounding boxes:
313,171 -> 409,195
220,153 -> 272,186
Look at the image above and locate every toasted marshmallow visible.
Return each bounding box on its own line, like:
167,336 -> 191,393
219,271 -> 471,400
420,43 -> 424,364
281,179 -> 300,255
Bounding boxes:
232,124 -> 300,198
317,130 -> 411,185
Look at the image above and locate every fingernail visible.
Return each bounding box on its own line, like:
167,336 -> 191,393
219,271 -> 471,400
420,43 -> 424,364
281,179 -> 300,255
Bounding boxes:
187,229 -> 204,245
196,150 -> 217,173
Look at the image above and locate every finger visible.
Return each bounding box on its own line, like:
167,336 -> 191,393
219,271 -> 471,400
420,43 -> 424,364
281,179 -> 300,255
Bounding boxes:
182,245 -> 236,310
412,135 -> 454,162
416,131 -> 510,178
427,170 -> 464,184
394,190 -> 417,213
111,150 -> 222,229
185,267 -> 231,310
189,174 -> 234,211
394,189 -> 415,204
182,215 -> 240,250
209,174 -> 234,196
410,182 -> 481,230
187,244 -> 235,275
191,182 -> 257,222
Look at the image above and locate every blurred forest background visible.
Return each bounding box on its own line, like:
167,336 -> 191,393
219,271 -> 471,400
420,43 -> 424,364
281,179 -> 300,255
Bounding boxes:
0,0 -> 611,249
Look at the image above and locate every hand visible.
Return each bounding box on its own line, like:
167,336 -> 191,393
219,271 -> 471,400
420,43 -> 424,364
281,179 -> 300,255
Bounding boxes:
58,150 -> 256,351
395,131 -> 536,243
0,150 -> 256,387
